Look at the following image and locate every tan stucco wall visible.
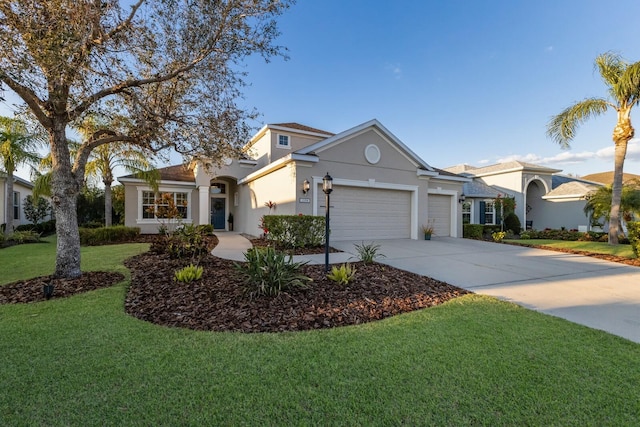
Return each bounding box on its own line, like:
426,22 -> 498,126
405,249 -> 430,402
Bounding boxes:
0,178 -> 36,227
236,164 -> 296,236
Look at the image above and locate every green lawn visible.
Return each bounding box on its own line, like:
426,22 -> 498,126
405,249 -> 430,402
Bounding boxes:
1,239 -> 639,425
505,238 -> 636,258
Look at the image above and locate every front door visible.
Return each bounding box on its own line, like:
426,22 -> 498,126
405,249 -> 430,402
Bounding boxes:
211,198 -> 226,230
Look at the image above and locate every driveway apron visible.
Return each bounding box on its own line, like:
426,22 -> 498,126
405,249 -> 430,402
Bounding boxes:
330,237 -> 640,343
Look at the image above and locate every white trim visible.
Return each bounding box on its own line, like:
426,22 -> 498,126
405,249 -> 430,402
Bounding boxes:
237,153 -> 319,185
198,186 -> 210,226
135,185 -> 193,222
311,176 -> 420,240
276,133 -> 291,149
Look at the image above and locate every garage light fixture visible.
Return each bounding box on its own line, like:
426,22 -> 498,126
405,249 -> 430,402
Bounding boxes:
458,193 -> 466,203
302,179 -> 310,194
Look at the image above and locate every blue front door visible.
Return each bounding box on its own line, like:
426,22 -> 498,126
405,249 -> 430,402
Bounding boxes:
211,198 -> 226,229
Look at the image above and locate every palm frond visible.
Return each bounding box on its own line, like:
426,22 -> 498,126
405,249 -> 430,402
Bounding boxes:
595,52 -> 626,89
546,98 -> 610,148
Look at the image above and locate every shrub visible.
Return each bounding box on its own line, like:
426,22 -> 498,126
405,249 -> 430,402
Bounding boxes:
628,222 -> 640,257
327,263 -> 356,286
503,212 -> 521,234
234,246 -> 312,299
151,224 -> 210,260
79,226 -> 140,246
262,215 -> 325,248
174,264 -> 204,283
8,230 -> 41,243
353,242 -> 385,264
492,231 -> 506,243
519,233 -> 531,240
463,224 -> 484,239
195,224 -> 214,235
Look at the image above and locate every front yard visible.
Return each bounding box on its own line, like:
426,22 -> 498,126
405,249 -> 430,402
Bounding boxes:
1,236 -> 639,425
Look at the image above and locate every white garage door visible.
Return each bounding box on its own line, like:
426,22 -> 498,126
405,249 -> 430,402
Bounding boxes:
427,194 -> 452,237
318,186 -> 411,241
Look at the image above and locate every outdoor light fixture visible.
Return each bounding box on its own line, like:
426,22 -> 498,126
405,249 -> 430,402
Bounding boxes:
458,193 -> 466,204
302,179 -> 310,194
323,172 -> 333,272
322,173 -> 333,194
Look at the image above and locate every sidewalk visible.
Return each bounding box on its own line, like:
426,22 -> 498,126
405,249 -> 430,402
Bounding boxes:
211,232 -> 354,265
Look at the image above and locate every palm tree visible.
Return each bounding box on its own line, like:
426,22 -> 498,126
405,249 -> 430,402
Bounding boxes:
584,183 -> 640,229
0,116 -> 42,236
78,115 -> 157,226
85,143 -> 156,226
547,52 -> 640,244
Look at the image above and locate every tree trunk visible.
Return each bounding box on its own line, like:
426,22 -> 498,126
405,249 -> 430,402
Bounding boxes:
50,120 -> 82,278
104,180 -> 112,227
4,171 -> 14,236
609,107 -> 634,245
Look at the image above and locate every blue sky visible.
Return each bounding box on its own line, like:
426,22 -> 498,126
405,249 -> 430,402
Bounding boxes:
239,0 -> 640,177
5,0 -> 640,180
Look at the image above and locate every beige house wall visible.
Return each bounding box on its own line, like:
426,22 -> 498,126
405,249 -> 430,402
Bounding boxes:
0,177 -> 36,228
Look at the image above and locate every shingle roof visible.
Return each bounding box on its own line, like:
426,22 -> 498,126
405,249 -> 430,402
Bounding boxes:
120,164 -> 195,182
464,161 -> 561,176
271,123 -> 335,136
580,171 -> 640,185
443,164 -> 478,174
543,181 -> 599,199
462,180 -> 505,198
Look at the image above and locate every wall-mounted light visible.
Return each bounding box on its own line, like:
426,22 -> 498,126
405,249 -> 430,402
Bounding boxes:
302,179 -> 310,194
458,193 -> 466,204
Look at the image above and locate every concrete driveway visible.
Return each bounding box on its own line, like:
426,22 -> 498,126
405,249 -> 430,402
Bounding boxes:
330,237 -> 640,344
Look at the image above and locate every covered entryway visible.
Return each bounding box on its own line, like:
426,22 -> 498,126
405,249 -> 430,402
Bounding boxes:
428,194 -> 452,237
320,186 -> 412,241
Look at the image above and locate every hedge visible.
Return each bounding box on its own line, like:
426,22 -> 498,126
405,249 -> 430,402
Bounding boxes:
463,224 -> 484,240
79,226 -> 141,246
628,222 -> 640,257
262,215 -> 325,248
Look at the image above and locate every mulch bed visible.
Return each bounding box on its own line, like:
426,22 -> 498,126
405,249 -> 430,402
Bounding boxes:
123,252 -> 469,333
248,237 -> 341,255
0,271 -> 125,304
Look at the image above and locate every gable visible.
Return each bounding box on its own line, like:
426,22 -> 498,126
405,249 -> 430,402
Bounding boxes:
297,119 -> 434,172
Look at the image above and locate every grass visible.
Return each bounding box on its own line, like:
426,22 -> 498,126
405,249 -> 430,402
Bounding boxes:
1,239 -> 639,425
505,238 -> 636,258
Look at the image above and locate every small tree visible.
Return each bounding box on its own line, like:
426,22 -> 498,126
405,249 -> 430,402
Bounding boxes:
23,195 -> 50,226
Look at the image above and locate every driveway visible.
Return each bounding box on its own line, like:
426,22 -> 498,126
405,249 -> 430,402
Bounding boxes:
330,237 -> 640,344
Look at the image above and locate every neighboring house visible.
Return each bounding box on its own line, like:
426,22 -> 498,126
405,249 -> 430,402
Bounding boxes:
119,119 -> 468,240
0,172 -> 35,230
445,162 -> 603,231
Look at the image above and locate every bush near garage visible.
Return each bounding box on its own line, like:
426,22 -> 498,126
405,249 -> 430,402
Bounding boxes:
463,224 -> 484,240
262,215 -> 325,249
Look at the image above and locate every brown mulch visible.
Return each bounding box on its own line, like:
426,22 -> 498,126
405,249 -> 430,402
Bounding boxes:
0,271 -> 125,304
249,237 -> 341,255
123,251 -> 469,333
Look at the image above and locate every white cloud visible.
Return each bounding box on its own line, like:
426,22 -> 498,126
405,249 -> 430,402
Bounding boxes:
595,139 -> 640,162
385,63 -> 402,79
545,46 -> 554,52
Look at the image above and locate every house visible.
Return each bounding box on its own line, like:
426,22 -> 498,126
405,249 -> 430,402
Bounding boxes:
445,162 -> 602,231
0,172 -> 36,230
119,119 -> 468,240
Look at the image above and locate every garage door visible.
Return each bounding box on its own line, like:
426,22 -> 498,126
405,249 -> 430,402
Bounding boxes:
427,194 -> 452,237
318,186 -> 411,241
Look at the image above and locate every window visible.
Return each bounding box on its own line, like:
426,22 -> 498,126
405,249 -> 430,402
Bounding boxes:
13,191 -> 20,220
277,134 -> 290,148
141,191 -> 189,219
211,183 -> 226,194
462,201 -> 471,224
142,191 -> 156,219
484,201 -> 495,224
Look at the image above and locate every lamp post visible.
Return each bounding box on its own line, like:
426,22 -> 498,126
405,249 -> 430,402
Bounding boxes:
322,172 -> 333,272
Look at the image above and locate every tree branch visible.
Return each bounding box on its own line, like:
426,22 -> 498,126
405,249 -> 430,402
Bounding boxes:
0,72 -> 50,126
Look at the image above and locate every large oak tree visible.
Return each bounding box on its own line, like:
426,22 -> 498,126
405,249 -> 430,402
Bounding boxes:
0,0 -> 293,277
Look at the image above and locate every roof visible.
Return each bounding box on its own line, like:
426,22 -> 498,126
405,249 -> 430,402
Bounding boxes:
443,164 -> 478,174
543,181 -> 600,199
580,171 -> 640,185
0,172 -> 34,188
455,161 -> 562,177
270,123 -> 335,136
462,180 -> 504,198
120,164 -> 195,182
